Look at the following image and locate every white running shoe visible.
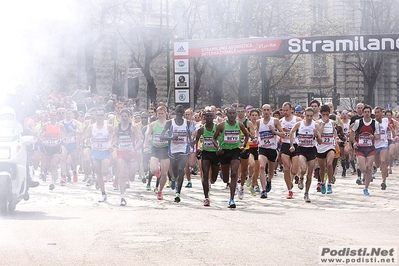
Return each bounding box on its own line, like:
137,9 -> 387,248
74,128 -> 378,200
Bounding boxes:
238,186 -> 244,200
98,194 -> 107,203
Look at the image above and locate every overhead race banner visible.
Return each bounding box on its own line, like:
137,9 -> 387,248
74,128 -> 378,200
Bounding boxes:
174,34 -> 399,58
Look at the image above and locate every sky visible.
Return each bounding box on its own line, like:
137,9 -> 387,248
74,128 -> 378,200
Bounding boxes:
0,0 -> 75,102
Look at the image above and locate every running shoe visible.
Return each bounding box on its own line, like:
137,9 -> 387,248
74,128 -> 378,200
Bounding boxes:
371,174 -> 375,181
40,174 -> 46,182
61,176 -> 66,185
73,172 -> 78,183
67,176 -> 72,183
321,183 -> 326,194
157,191 -> 163,200
286,191 -> 293,199
274,170 -> 277,176
99,193 -> 107,202
313,168 -> 320,179
245,178 -> 252,187
141,175 -> 146,183
294,175 -> 299,184
86,179 -> 94,186
185,182 -> 192,188
260,190 -> 268,199
174,193 -> 181,203
351,170 -> 357,175
120,198 -> 126,206
49,184 -> 55,191
225,183 -> 230,189
304,193 -> 311,203
363,188 -> 370,195
154,187 -> 159,194
238,187 -> 244,200
249,186 -> 255,196
381,182 -> 387,190
228,199 -> 236,208
316,183 -> 321,192
356,178 -> 362,185
298,178 -> 304,190
171,180 -> 176,190
254,185 -> 260,193
166,180 -> 171,188
203,198 -> 210,206
331,176 -> 336,184
372,165 -> 377,174
146,185 -> 151,191
388,168 -> 392,174
342,168 -> 346,177
327,184 -> 332,194
266,181 -> 272,193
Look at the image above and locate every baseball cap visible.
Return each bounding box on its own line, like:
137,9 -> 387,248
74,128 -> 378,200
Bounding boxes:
295,106 -> 303,112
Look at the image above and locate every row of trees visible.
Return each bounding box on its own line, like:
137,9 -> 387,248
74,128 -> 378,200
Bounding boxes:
40,0 -> 399,108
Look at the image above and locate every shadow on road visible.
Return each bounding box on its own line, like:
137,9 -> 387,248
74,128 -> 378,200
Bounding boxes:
0,211 -> 80,221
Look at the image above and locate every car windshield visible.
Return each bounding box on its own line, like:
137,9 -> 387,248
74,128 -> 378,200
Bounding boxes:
0,122 -> 21,142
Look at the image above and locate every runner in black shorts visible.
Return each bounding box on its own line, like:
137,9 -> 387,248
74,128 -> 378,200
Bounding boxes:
290,107 -> 322,203
193,109 -> 220,206
280,102 -> 302,199
143,106 -> 170,200
213,107 -> 248,208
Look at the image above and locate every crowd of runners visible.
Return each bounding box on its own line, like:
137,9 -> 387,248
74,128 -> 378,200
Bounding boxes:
20,93 -> 399,208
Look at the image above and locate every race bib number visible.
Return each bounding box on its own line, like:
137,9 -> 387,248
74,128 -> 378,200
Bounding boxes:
259,131 -> 275,148
224,130 -> 239,144
380,129 -> 387,141
44,137 -> 59,147
387,130 -> 392,140
118,142 -> 133,151
63,136 -> 76,144
172,130 -> 187,145
358,134 -> 373,147
153,134 -> 166,146
92,139 -> 108,151
203,136 -> 215,149
321,133 -> 334,145
282,128 -> 291,141
297,135 -> 314,147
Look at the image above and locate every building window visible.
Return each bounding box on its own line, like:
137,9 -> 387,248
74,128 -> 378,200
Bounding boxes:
313,54 -> 327,76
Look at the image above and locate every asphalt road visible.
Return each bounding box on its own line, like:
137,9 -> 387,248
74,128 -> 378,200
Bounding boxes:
0,167 -> 398,266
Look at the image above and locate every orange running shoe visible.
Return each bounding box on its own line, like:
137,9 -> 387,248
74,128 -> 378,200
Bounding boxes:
204,198 -> 210,206
157,191 -> 163,200
286,191 -> 293,199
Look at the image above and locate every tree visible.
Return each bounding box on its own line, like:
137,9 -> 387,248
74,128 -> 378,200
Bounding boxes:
346,0 -> 399,105
110,1 -> 168,106
78,0 -> 109,94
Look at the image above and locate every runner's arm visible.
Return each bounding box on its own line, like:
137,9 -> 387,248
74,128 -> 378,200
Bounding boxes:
239,122 -> 249,149
289,122 -> 300,148
212,123 -> 224,151
274,119 -> 285,138
143,122 -> 155,150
